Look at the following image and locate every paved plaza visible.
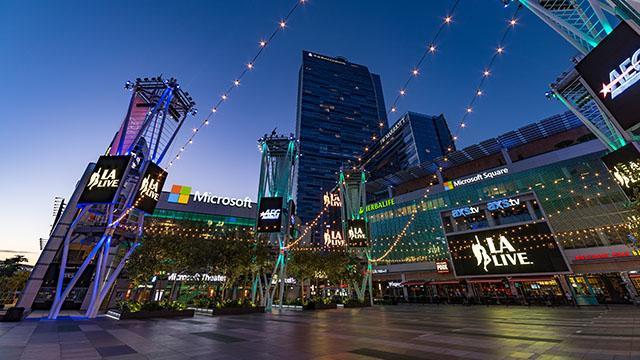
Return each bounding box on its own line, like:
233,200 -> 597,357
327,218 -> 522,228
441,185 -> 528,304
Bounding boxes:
1,305 -> 640,359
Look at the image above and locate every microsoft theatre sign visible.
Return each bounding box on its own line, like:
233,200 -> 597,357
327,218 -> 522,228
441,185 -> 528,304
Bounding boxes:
167,184 -> 253,208
443,167 -> 509,191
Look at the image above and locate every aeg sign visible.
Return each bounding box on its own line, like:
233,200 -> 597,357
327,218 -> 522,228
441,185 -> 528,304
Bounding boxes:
78,155 -> 131,205
256,197 -> 283,233
576,22 -> 640,131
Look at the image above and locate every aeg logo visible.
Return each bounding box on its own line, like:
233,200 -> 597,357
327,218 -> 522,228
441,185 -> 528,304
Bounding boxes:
601,47 -> 640,99
260,209 -> 281,220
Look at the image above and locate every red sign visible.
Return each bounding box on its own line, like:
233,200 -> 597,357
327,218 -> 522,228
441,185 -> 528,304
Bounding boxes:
436,261 -> 450,274
574,251 -> 631,261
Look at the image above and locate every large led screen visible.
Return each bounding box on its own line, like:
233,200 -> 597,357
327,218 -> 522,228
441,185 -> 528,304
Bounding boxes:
447,222 -> 569,277
133,162 -> 168,214
257,197 -> 283,233
78,155 -> 131,205
575,22 -> 640,131
602,142 -> 640,202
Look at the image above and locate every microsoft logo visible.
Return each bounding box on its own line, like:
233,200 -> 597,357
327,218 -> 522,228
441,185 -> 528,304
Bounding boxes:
443,181 -> 454,191
168,184 -> 191,204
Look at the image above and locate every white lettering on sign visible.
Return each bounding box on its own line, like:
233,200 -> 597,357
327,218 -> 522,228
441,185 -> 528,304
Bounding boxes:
324,229 -> 345,246
471,235 -> 533,272
323,192 -> 341,207
138,174 -> 160,201
87,168 -> 120,190
348,226 -> 367,241
194,191 -> 253,208
601,48 -> 640,99
451,206 -> 480,218
450,168 -> 509,188
486,198 -> 520,212
167,273 -> 226,282
260,209 -> 281,220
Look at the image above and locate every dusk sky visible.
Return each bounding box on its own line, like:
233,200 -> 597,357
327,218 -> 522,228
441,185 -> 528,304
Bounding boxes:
0,0 -> 577,263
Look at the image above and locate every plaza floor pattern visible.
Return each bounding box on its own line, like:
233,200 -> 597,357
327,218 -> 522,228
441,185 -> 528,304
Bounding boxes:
1,304 -> 640,359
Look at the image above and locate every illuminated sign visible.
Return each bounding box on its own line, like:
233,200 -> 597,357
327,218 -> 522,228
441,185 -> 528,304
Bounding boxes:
380,116 -> 407,145
167,184 -> 253,208
323,227 -> 345,247
447,222 -> 569,277
133,162 -> 167,214
574,251 -> 632,261
307,52 -> 346,65
451,206 -> 480,218
346,219 -> 368,247
435,261 -> 450,274
257,197 -> 283,233
602,143 -> 640,202
576,22 -> 640,131
167,273 -> 226,282
323,192 -> 341,207
362,198 -> 395,214
78,155 -> 131,204
443,167 -> 509,191
486,197 -> 520,212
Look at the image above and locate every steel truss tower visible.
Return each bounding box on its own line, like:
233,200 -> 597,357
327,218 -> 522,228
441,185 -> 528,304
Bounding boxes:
513,0 -> 640,149
18,77 -> 195,319
338,168 -> 374,306
253,134 -> 298,311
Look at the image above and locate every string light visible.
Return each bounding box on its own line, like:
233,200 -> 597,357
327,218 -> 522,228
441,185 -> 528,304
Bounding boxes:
164,0 -> 306,170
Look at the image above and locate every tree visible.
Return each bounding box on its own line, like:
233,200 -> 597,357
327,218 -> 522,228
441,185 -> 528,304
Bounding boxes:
0,255 -> 30,305
0,255 -> 28,277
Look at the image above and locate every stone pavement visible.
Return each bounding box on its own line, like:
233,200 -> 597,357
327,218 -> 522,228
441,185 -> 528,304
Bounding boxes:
1,304 -> 640,359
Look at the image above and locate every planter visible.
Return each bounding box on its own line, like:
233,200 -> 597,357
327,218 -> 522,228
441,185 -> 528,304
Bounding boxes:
304,303 -> 337,310
106,309 -> 194,320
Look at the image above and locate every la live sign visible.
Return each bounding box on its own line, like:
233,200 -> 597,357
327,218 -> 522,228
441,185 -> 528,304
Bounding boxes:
576,22 -> 640,131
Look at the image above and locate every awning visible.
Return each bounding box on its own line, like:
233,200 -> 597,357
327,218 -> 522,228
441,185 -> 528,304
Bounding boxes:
467,278 -> 502,284
508,276 -> 555,283
428,280 -> 460,285
400,281 -> 426,286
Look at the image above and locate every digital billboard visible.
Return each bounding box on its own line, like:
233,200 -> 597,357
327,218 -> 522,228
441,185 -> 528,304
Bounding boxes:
133,162 -> 167,214
257,197 -> 283,233
78,155 -> 131,205
446,222 -> 569,277
575,22 -> 640,131
346,219 -> 368,247
322,190 -> 344,247
602,142 -> 640,202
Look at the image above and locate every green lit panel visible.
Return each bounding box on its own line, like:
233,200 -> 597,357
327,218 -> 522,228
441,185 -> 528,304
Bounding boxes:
368,151 -> 632,263
149,209 -> 255,227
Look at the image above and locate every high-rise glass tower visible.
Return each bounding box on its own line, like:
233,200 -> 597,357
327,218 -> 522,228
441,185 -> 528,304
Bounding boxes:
295,51 -> 387,223
363,111 -> 454,182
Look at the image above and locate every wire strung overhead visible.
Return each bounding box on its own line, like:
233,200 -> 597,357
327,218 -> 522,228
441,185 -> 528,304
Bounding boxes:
372,4 -> 524,263
165,0 -> 307,170
359,0 -> 461,168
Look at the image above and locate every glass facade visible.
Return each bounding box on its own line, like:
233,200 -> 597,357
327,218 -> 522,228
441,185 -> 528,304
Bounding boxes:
368,149 -> 633,263
295,51 -> 387,223
364,112 -> 454,182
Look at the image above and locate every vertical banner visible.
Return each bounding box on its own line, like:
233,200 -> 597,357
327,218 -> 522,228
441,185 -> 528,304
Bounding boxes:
602,142 -> 640,201
78,155 -> 131,205
257,197 -> 283,233
346,219 -> 368,248
133,162 -> 168,214
322,190 -> 344,247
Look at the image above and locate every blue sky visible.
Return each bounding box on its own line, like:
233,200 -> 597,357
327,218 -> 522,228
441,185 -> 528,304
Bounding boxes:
0,0 -> 576,262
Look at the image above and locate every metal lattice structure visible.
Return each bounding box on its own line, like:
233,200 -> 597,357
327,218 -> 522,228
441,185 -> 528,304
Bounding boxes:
510,0 -> 640,150
18,77 -> 195,319
339,168 -> 374,306
253,133 -> 298,311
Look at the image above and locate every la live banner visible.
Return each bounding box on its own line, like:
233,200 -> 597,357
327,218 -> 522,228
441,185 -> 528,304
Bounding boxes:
446,222 -> 570,277
575,22 -> 640,132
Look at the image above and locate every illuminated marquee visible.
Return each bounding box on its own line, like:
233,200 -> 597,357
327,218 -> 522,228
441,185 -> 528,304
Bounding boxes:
78,155 -> 131,205
576,22 -> 640,131
602,143 -> 640,202
443,167 -> 509,191
133,162 -> 167,214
